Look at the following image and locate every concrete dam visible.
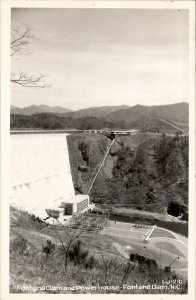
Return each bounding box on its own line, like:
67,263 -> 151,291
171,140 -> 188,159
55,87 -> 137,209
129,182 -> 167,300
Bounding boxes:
10,133 -> 76,219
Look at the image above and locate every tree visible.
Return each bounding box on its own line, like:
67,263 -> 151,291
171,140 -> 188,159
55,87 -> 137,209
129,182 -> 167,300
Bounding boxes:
52,223 -> 85,271
42,239 -> 55,258
11,24 -> 50,88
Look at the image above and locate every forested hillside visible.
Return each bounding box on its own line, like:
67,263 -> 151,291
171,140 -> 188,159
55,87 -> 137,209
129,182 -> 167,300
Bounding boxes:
10,114 -> 120,130
67,133 -> 188,219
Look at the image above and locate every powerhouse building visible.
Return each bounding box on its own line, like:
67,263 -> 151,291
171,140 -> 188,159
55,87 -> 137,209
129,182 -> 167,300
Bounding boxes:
59,195 -> 90,215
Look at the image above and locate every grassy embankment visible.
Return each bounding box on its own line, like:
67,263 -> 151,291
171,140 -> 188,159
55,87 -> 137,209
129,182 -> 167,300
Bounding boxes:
10,206 -> 188,294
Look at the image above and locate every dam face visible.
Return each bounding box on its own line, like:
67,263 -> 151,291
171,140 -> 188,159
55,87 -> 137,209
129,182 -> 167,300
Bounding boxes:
10,133 -> 75,219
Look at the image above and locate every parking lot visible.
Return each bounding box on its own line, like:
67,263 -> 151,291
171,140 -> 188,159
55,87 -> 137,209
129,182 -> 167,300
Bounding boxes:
102,221 -> 152,241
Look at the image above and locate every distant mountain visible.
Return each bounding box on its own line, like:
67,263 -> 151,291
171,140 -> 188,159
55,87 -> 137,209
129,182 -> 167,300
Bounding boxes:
10,102 -> 189,131
11,103 -> 188,123
10,105 -> 72,115
106,102 -> 188,125
62,105 -> 130,119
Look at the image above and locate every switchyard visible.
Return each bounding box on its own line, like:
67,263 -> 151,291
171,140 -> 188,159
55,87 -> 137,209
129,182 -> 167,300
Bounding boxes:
102,221 -> 153,242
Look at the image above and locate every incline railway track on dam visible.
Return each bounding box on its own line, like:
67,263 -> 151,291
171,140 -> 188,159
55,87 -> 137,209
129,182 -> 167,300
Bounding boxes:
86,138 -> 115,195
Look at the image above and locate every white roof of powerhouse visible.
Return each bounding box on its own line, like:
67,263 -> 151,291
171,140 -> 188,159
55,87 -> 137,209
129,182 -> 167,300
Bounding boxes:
60,194 -> 89,205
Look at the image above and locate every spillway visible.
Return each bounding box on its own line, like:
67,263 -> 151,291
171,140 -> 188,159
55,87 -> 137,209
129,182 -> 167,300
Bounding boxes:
10,133 -> 75,219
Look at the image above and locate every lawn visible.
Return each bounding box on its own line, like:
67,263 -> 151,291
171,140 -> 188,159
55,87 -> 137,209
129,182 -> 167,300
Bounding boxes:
149,227 -> 176,239
155,242 -> 184,258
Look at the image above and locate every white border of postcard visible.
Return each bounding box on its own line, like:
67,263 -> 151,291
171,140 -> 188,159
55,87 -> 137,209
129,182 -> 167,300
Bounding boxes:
1,1 -> 195,300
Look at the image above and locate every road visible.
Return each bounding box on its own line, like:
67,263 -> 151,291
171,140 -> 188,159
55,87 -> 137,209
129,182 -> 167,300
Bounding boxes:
159,118 -> 186,133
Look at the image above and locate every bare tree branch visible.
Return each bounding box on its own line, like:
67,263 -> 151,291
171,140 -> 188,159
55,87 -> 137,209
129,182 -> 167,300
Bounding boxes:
120,261 -> 135,287
99,250 -> 120,283
11,24 -> 50,88
11,24 -> 34,56
63,227 -> 85,270
51,221 -> 85,271
10,72 -> 51,88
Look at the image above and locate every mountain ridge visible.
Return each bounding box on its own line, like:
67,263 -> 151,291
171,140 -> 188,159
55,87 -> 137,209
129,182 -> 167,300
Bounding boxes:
11,102 -> 188,120
106,102 -> 188,124
10,102 -> 189,130
10,104 -> 72,115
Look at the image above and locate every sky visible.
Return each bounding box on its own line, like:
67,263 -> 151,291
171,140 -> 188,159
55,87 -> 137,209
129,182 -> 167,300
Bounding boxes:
11,8 -> 189,110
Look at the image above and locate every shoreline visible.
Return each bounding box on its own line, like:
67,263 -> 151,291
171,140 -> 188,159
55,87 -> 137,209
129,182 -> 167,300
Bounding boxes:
92,206 -> 188,237
93,205 -> 187,223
